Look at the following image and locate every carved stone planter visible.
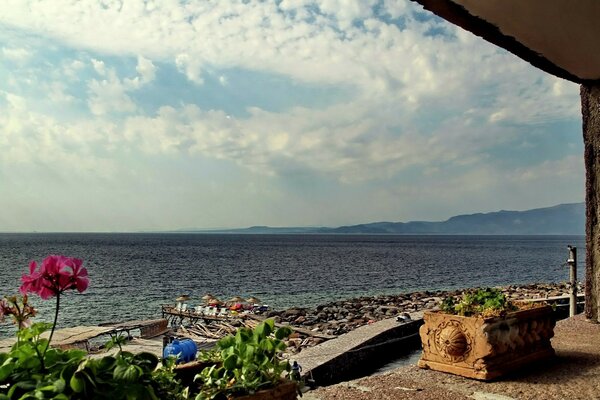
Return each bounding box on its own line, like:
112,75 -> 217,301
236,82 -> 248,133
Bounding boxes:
418,306 -> 555,380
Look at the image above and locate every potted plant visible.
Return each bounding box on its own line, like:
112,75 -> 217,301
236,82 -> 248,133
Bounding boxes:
0,255 -> 185,399
192,320 -> 298,400
418,288 -> 555,380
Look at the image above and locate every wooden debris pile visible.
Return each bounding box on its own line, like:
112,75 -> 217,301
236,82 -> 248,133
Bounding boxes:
173,314 -> 336,354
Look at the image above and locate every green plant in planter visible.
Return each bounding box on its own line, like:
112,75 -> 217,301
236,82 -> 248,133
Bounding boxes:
193,320 -> 294,400
440,288 -> 518,318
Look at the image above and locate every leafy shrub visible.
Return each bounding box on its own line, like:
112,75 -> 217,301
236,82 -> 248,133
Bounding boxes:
440,288 -> 519,317
193,320 -> 294,400
0,255 -> 184,399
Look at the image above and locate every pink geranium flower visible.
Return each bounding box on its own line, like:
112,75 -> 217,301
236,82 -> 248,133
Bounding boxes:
20,255 -> 89,299
60,257 -> 89,293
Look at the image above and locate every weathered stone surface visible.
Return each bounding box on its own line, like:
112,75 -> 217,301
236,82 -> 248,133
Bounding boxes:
582,83 -> 600,323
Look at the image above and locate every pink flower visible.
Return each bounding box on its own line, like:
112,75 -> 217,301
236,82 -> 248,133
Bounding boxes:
20,255 -> 89,299
60,257 -> 89,293
20,261 -> 44,296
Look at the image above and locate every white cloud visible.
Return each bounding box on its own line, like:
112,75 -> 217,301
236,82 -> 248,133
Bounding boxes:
2,46 -> 32,62
91,58 -> 106,76
0,0 -> 585,229
111,97 -> 523,183
86,56 -> 157,115
175,53 -> 204,84
63,59 -> 86,79
317,0 -> 378,29
87,70 -> 137,115
4,91 -> 27,111
46,82 -> 75,104
0,90 -> 117,176
129,55 -> 156,87
0,1 -> 582,116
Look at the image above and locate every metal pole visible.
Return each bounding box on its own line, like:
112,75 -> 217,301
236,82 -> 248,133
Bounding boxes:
567,246 -> 577,317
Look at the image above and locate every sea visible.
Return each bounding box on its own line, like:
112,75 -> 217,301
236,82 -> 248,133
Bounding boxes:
0,233 -> 585,337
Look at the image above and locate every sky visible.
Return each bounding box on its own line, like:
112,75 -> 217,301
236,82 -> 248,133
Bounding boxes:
0,0 -> 584,232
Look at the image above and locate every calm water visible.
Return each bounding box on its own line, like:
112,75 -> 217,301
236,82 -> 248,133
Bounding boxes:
0,233 -> 585,337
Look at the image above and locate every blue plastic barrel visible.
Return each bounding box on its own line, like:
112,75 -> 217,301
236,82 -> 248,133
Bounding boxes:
163,339 -> 198,364
180,339 -> 198,362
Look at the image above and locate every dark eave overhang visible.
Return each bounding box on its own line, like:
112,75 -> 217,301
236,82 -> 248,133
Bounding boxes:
411,0 -> 600,85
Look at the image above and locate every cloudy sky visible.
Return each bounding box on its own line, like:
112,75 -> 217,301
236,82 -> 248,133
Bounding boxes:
0,0 -> 584,232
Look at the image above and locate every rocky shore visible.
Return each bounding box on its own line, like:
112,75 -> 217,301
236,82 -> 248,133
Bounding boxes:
267,282 -> 582,353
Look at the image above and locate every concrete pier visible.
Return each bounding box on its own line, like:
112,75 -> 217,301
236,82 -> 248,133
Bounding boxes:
294,312 -> 424,386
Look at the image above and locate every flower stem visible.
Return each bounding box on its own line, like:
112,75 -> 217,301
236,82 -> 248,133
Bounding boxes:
43,293 -> 61,360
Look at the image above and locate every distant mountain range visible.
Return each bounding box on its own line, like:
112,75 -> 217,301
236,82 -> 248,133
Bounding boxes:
179,203 -> 585,235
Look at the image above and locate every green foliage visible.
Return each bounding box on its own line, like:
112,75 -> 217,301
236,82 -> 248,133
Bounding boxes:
196,349 -> 222,364
0,323 -> 184,400
440,288 -> 518,317
193,319 -> 294,400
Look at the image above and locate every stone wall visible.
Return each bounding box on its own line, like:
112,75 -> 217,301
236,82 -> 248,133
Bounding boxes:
582,83 -> 600,322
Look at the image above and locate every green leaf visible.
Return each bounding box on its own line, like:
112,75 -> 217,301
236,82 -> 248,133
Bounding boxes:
96,355 -> 117,372
133,352 -> 159,370
275,326 -> 292,340
223,354 -> 238,370
264,340 -> 274,354
244,345 -> 256,360
114,364 -> 143,382
264,319 -> 275,331
0,363 -> 15,381
69,373 -> 85,393
37,383 -> 58,392
217,335 -> 235,349
254,322 -> 272,339
275,340 -> 287,351
66,349 -> 87,360
235,328 -> 252,345
53,377 -> 66,392
30,322 -> 54,337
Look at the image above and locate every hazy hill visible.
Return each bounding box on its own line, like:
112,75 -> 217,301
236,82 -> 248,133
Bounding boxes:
182,203 -> 584,235
326,203 -> 584,235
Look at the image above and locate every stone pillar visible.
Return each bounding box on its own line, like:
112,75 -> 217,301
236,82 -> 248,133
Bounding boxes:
582,84 -> 600,322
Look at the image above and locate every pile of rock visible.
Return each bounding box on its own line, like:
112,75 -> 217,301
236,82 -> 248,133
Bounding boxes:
269,282 -> 583,353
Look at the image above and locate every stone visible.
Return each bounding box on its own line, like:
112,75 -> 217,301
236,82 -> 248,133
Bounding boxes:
285,308 -> 304,317
418,306 -> 556,380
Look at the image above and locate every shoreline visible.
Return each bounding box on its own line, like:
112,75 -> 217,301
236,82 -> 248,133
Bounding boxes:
269,281 -> 582,353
